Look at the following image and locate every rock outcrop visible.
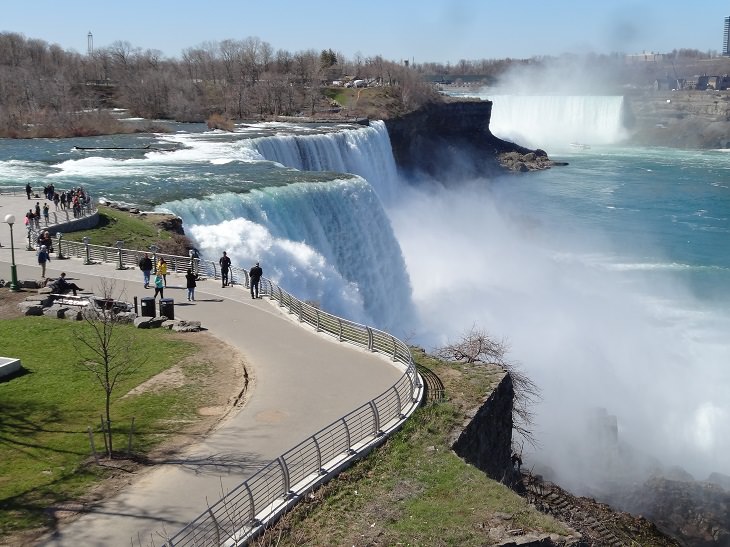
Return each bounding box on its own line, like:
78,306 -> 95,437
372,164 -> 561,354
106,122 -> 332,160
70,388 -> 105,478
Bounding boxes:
385,100 -> 564,180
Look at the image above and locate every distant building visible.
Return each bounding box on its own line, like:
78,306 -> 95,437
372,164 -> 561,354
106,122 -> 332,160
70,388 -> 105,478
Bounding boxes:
625,52 -> 663,63
724,16 -> 730,56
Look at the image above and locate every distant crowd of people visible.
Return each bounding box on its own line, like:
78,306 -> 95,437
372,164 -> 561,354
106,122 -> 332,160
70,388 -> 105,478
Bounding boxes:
24,183 -> 89,224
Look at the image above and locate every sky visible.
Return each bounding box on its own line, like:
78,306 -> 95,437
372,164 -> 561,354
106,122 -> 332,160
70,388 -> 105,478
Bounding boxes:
2,0 -> 728,64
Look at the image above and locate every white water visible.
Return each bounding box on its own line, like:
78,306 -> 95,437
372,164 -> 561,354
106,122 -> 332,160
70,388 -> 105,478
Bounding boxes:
251,120 -> 400,203
453,93 -> 628,150
163,177 -> 416,334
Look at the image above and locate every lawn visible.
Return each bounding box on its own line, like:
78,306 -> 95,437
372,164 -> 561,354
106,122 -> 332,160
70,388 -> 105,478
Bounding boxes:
63,206 -> 172,249
0,316 -> 201,533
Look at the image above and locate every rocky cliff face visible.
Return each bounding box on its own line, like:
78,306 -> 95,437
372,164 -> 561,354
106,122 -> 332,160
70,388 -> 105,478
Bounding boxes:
626,91 -> 730,148
450,371 -> 516,483
385,101 -> 558,180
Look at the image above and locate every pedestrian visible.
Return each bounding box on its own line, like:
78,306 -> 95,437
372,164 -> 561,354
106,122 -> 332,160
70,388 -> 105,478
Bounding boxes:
157,257 -> 168,287
153,273 -> 164,299
25,183 -> 31,199
37,245 -> 50,277
219,251 -> 232,288
35,201 -> 40,219
185,268 -> 199,301
53,192 -> 60,210
138,252 -> 153,288
249,261 -> 262,299
42,203 -> 49,225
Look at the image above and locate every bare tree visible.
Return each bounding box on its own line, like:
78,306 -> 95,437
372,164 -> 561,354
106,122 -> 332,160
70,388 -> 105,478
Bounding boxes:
75,280 -> 144,458
435,325 -> 540,447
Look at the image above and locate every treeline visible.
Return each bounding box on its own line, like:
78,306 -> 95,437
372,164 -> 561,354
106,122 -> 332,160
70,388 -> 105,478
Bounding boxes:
0,32 -> 438,138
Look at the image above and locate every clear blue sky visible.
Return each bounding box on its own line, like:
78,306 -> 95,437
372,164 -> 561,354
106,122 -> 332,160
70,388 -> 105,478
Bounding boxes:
2,0 -> 727,63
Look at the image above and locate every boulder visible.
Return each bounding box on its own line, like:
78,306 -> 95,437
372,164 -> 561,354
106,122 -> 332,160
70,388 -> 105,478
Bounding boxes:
19,303 -> 44,316
20,280 -> 42,289
25,295 -> 53,307
43,305 -> 67,319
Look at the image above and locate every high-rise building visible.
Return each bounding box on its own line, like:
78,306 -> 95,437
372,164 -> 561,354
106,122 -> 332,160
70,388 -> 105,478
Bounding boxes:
724,16 -> 730,56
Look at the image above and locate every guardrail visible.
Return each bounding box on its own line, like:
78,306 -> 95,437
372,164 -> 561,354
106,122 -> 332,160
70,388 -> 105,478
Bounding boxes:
50,238 -> 422,546
163,277 -> 422,547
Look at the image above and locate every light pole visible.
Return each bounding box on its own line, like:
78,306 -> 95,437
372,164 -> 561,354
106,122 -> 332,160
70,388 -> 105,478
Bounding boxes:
150,245 -> 158,274
56,232 -> 64,259
4,214 -> 19,292
82,236 -> 92,265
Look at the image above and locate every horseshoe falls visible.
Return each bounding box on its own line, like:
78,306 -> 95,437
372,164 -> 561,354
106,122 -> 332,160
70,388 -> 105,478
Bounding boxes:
451,92 -> 628,150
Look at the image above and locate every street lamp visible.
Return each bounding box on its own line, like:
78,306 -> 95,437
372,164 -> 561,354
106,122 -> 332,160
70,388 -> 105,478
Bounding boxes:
150,245 -> 158,274
3,214 -> 19,292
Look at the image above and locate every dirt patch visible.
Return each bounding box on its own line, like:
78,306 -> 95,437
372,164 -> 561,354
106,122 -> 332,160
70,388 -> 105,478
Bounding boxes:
0,287 -> 30,319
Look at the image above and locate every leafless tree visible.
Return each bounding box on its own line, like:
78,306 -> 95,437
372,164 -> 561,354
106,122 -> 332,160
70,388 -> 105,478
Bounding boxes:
435,325 -> 540,447
75,280 -> 144,458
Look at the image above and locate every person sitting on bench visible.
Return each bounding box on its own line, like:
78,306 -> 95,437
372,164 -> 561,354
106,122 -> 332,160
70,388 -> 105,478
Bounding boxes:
49,272 -> 83,296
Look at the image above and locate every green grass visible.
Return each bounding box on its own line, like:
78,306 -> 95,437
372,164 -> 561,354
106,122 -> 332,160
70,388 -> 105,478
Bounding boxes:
62,206 -> 172,249
259,354 -> 568,546
0,317 -> 201,533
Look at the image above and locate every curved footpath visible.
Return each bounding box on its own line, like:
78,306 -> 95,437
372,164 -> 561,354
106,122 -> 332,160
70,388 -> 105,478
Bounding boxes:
0,195 -> 405,546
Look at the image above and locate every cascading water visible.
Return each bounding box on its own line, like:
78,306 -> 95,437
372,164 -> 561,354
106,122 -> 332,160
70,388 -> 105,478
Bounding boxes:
451,92 -> 628,150
250,120 -> 400,203
162,175 -> 416,334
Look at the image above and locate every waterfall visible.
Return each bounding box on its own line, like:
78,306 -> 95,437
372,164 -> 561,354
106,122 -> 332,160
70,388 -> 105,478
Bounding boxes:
162,176 -> 416,334
250,120 -> 400,203
455,93 -> 627,150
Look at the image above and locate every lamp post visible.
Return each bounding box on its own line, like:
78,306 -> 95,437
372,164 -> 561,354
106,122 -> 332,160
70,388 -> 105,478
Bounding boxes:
4,214 -> 19,292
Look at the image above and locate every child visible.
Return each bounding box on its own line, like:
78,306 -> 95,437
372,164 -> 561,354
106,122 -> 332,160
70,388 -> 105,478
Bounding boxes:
153,274 -> 164,299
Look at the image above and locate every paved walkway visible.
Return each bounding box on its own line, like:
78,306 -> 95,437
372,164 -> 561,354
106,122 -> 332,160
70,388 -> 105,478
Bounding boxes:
0,194 -> 405,546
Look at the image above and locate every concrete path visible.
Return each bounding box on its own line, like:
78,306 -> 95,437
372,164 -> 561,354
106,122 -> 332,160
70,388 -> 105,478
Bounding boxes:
0,194 -> 406,546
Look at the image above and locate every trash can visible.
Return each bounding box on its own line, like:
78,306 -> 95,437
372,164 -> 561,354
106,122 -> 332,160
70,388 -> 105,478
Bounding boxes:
140,297 -> 156,318
159,298 -> 174,320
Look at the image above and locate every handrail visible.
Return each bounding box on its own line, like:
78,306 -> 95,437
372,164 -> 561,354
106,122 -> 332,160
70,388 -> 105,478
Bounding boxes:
163,277 -> 422,547
51,238 -> 423,546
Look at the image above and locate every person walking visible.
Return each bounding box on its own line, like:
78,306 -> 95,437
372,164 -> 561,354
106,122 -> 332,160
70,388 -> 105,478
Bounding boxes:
219,251 -> 232,288
185,268 -> 199,301
249,261 -> 262,299
139,253 -> 153,288
153,273 -> 164,299
157,257 -> 168,287
42,203 -> 49,225
25,183 -> 32,200
37,245 -> 51,277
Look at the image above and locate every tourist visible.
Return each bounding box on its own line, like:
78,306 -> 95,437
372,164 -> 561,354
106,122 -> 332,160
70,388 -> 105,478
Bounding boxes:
37,245 -> 50,278
249,261 -> 262,299
42,203 -> 49,225
49,272 -> 82,296
153,273 -> 164,299
138,253 -> 153,288
185,268 -> 199,301
25,183 -> 32,200
157,257 -> 168,287
219,251 -> 231,288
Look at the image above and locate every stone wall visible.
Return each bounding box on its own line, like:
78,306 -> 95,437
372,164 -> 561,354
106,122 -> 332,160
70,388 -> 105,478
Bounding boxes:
450,371 -> 516,483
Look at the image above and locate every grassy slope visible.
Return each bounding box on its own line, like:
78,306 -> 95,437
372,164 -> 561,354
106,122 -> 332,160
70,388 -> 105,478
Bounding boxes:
256,350 -> 572,546
62,206 -> 173,249
0,317 -> 201,533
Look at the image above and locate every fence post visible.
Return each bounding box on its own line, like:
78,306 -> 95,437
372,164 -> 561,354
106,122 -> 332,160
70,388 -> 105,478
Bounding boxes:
277,456 -> 291,496
366,327 -> 374,351
369,400 -> 382,436
87,426 -> 99,464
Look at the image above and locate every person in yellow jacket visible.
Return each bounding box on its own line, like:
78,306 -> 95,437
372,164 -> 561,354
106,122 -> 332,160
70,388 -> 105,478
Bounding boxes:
157,257 -> 168,287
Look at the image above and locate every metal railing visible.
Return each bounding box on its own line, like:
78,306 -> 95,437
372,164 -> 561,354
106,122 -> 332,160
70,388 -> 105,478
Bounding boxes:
163,277 -> 422,547
51,239 -> 422,546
